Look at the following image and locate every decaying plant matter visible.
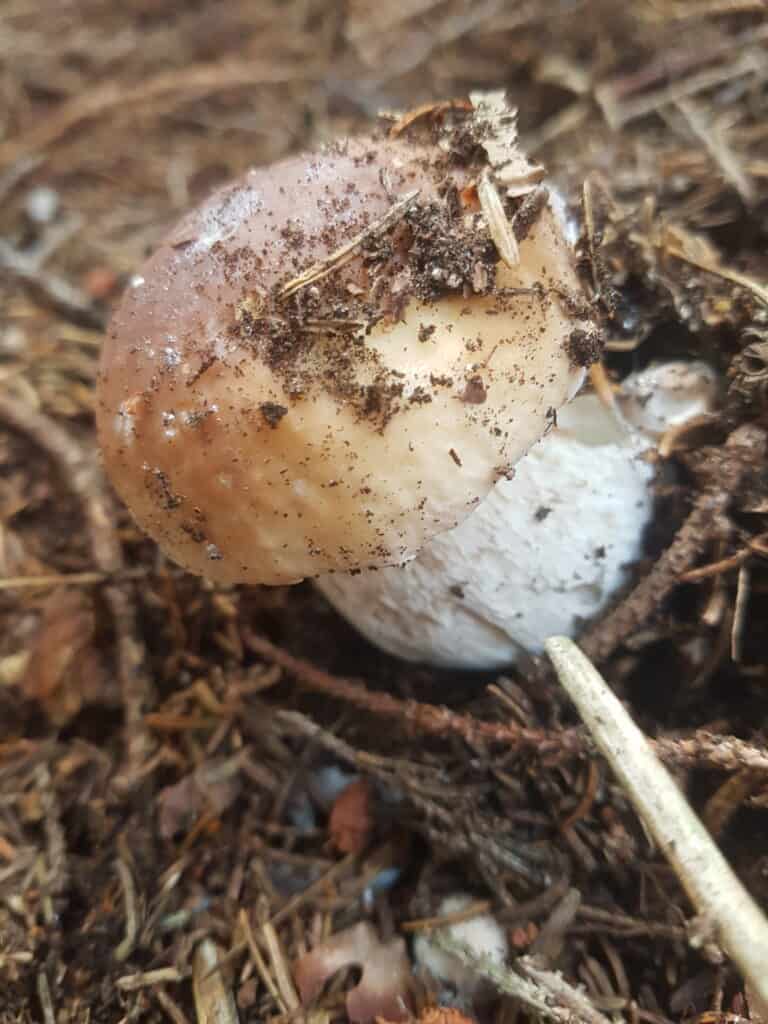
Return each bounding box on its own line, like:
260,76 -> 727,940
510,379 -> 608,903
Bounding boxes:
1,2 -> 768,1022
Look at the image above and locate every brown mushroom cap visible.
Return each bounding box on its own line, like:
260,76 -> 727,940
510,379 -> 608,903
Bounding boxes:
97,131 -> 591,585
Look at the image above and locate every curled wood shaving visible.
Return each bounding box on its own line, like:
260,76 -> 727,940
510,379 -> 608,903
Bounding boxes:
477,170 -> 519,267
388,98 -> 473,137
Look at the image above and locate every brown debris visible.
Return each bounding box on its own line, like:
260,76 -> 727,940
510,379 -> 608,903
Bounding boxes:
0,393 -> 153,775
156,756 -> 242,839
580,427 -> 766,665
278,187 -> 421,299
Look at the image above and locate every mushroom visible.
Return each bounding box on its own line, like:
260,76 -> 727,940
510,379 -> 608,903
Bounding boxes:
96,94 -> 595,587
318,360 -> 718,668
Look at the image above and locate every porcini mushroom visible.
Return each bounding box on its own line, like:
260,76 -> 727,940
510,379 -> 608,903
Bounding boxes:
97,94 -> 596,587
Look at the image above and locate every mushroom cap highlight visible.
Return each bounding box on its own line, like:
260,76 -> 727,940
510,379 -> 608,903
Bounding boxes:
97,127 -> 590,585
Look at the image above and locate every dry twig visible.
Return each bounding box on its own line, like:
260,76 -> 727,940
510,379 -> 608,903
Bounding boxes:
192,939 -> 240,1024
253,634 -> 768,777
579,490 -> 730,665
246,630 -> 578,756
36,971 -> 56,1024
114,857 -> 139,962
546,636 -> 768,1016
434,931 -> 612,1024
117,967 -> 183,991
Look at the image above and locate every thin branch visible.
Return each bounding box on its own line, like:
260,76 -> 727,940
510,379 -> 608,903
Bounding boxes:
653,731 -> 768,774
153,988 -> 192,1024
519,958 -> 615,1024
666,241 -> 768,307
433,932 -> 612,1024
731,565 -> 750,662
595,48 -> 763,131
36,972 -> 56,1024
117,968 -> 183,991
0,568 -> 149,590
253,635 -> 768,776
115,857 -> 139,962
674,97 -> 755,206
245,630 -> 578,756
579,490 -> 729,665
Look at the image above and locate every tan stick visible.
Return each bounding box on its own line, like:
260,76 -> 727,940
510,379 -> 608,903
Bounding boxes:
545,636 -> 768,1016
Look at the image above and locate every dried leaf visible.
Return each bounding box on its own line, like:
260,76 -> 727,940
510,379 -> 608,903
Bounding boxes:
329,778 -> 374,854
294,921 -> 412,1024
157,756 -> 242,838
22,589 -> 107,725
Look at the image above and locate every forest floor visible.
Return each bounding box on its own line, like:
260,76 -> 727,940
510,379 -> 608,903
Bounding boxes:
1,1 -> 768,1021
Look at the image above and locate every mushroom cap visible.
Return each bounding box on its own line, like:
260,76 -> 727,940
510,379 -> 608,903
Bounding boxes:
97,132 -> 588,584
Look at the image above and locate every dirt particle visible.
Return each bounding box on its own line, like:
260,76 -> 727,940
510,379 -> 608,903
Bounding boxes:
147,468 -> 183,510
566,326 -> 603,368
461,375 -> 488,404
260,402 -> 289,427
511,186 -> 549,244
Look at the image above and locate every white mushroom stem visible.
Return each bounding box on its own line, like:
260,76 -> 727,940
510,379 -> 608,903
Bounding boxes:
545,636 -> 768,1016
317,361 -> 718,669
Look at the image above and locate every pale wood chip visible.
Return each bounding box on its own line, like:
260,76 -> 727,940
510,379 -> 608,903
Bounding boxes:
477,170 -> 519,268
